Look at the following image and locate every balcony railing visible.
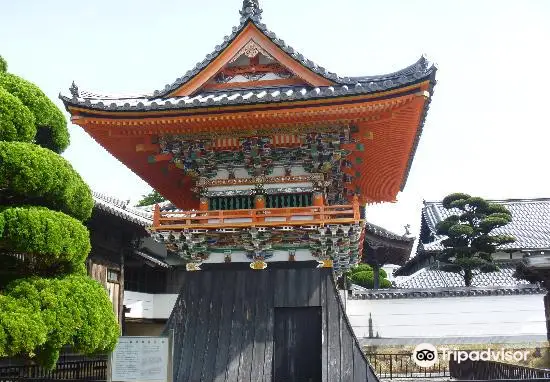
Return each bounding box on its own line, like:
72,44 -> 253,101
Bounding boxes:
152,199 -> 361,230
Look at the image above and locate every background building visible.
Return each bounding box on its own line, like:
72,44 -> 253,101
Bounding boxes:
347,198 -> 549,344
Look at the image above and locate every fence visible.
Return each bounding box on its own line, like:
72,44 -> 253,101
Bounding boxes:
450,358 -> 550,380
366,352 -> 450,379
0,353 -> 107,382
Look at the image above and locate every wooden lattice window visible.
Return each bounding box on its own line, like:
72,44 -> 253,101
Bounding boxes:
266,193 -> 313,208
107,269 -> 120,283
209,195 -> 254,210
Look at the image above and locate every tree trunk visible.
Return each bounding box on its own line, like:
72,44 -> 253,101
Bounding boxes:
464,270 -> 473,287
372,263 -> 380,290
544,292 -> 550,341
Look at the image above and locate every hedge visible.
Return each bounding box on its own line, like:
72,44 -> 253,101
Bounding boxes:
0,142 -> 93,221
0,206 -> 90,267
0,73 -> 69,153
0,87 -> 36,143
350,271 -> 392,289
1,276 -> 119,369
349,263 -> 388,278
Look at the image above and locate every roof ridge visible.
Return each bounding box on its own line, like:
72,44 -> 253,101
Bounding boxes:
144,4 -> 434,99
92,191 -> 130,208
240,0 -> 263,22
92,191 -> 153,221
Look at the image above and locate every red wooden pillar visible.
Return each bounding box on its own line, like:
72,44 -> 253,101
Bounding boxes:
199,197 -> 209,211
255,195 -> 265,222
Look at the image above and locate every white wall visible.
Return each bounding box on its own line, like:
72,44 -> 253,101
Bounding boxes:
124,291 -> 177,320
346,294 -> 546,339
125,290 -> 546,341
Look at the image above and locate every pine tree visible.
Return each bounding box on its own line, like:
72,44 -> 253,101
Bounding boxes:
0,56 -> 118,368
436,193 -> 515,286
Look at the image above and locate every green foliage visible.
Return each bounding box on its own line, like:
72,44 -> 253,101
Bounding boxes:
136,190 -> 166,206
350,271 -> 392,289
0,56 -> 6,73
442,193 -> 471,209
0,141 -> 93,221
0,59 -> 119,368
347,264 -> 391,289
349,264 -> 373,274
436,193 -> 515,286
2,276 -> 119,369
0,87 -> 36,142
0,294 -> 48,357
0,207 -> 90,267
0,73 -> 69,153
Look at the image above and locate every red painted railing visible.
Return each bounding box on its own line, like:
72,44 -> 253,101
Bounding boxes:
152,198 -> 361,230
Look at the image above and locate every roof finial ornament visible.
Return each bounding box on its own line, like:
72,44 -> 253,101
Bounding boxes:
69,81 -> 79,98
240,0 -> 262,22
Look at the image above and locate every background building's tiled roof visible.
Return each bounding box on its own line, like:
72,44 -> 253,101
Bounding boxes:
421,198 -> 550,252
394,263 -> 530,289
349,283 -> 544,300
92,192 -> 153,227
364,222 -> 414,244
363,222 -> 415,266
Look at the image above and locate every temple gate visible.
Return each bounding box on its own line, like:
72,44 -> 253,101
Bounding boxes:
61,1 -> 436,380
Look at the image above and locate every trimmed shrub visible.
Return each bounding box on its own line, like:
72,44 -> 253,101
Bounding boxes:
0,73 -> 69,153
3,276 -> 119,369
349,264 -> 373,274
0,141 -> 93,221
0,207 -> 91,266
0,87 -> 35,143
0,56 -> 119,368
349,267 -> 391,289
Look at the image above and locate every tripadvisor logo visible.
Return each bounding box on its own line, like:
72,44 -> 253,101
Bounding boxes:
412,343 -> 438,367
412,343 -> 530,367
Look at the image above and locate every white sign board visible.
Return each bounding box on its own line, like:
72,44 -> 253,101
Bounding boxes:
109,335 -> 172,382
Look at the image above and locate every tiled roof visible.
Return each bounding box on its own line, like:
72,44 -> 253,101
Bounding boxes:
363,222 -> 415,266
364,222 -> 414,243
147,0 -> 435,99
421,198 -> 550,252
394,263 -> 531,289
92,192 -> 153,227
349,284 -> 544,300
133,250 -> 170,268
60,60 -> 435,113
59,1 -> 436,111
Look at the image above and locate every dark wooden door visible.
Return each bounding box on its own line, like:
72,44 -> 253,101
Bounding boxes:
273,307 -> 322,381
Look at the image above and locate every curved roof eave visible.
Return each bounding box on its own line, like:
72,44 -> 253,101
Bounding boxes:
59,69 -> 435,114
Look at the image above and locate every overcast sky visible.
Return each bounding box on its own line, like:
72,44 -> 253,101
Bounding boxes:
1,0 -> 549,237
